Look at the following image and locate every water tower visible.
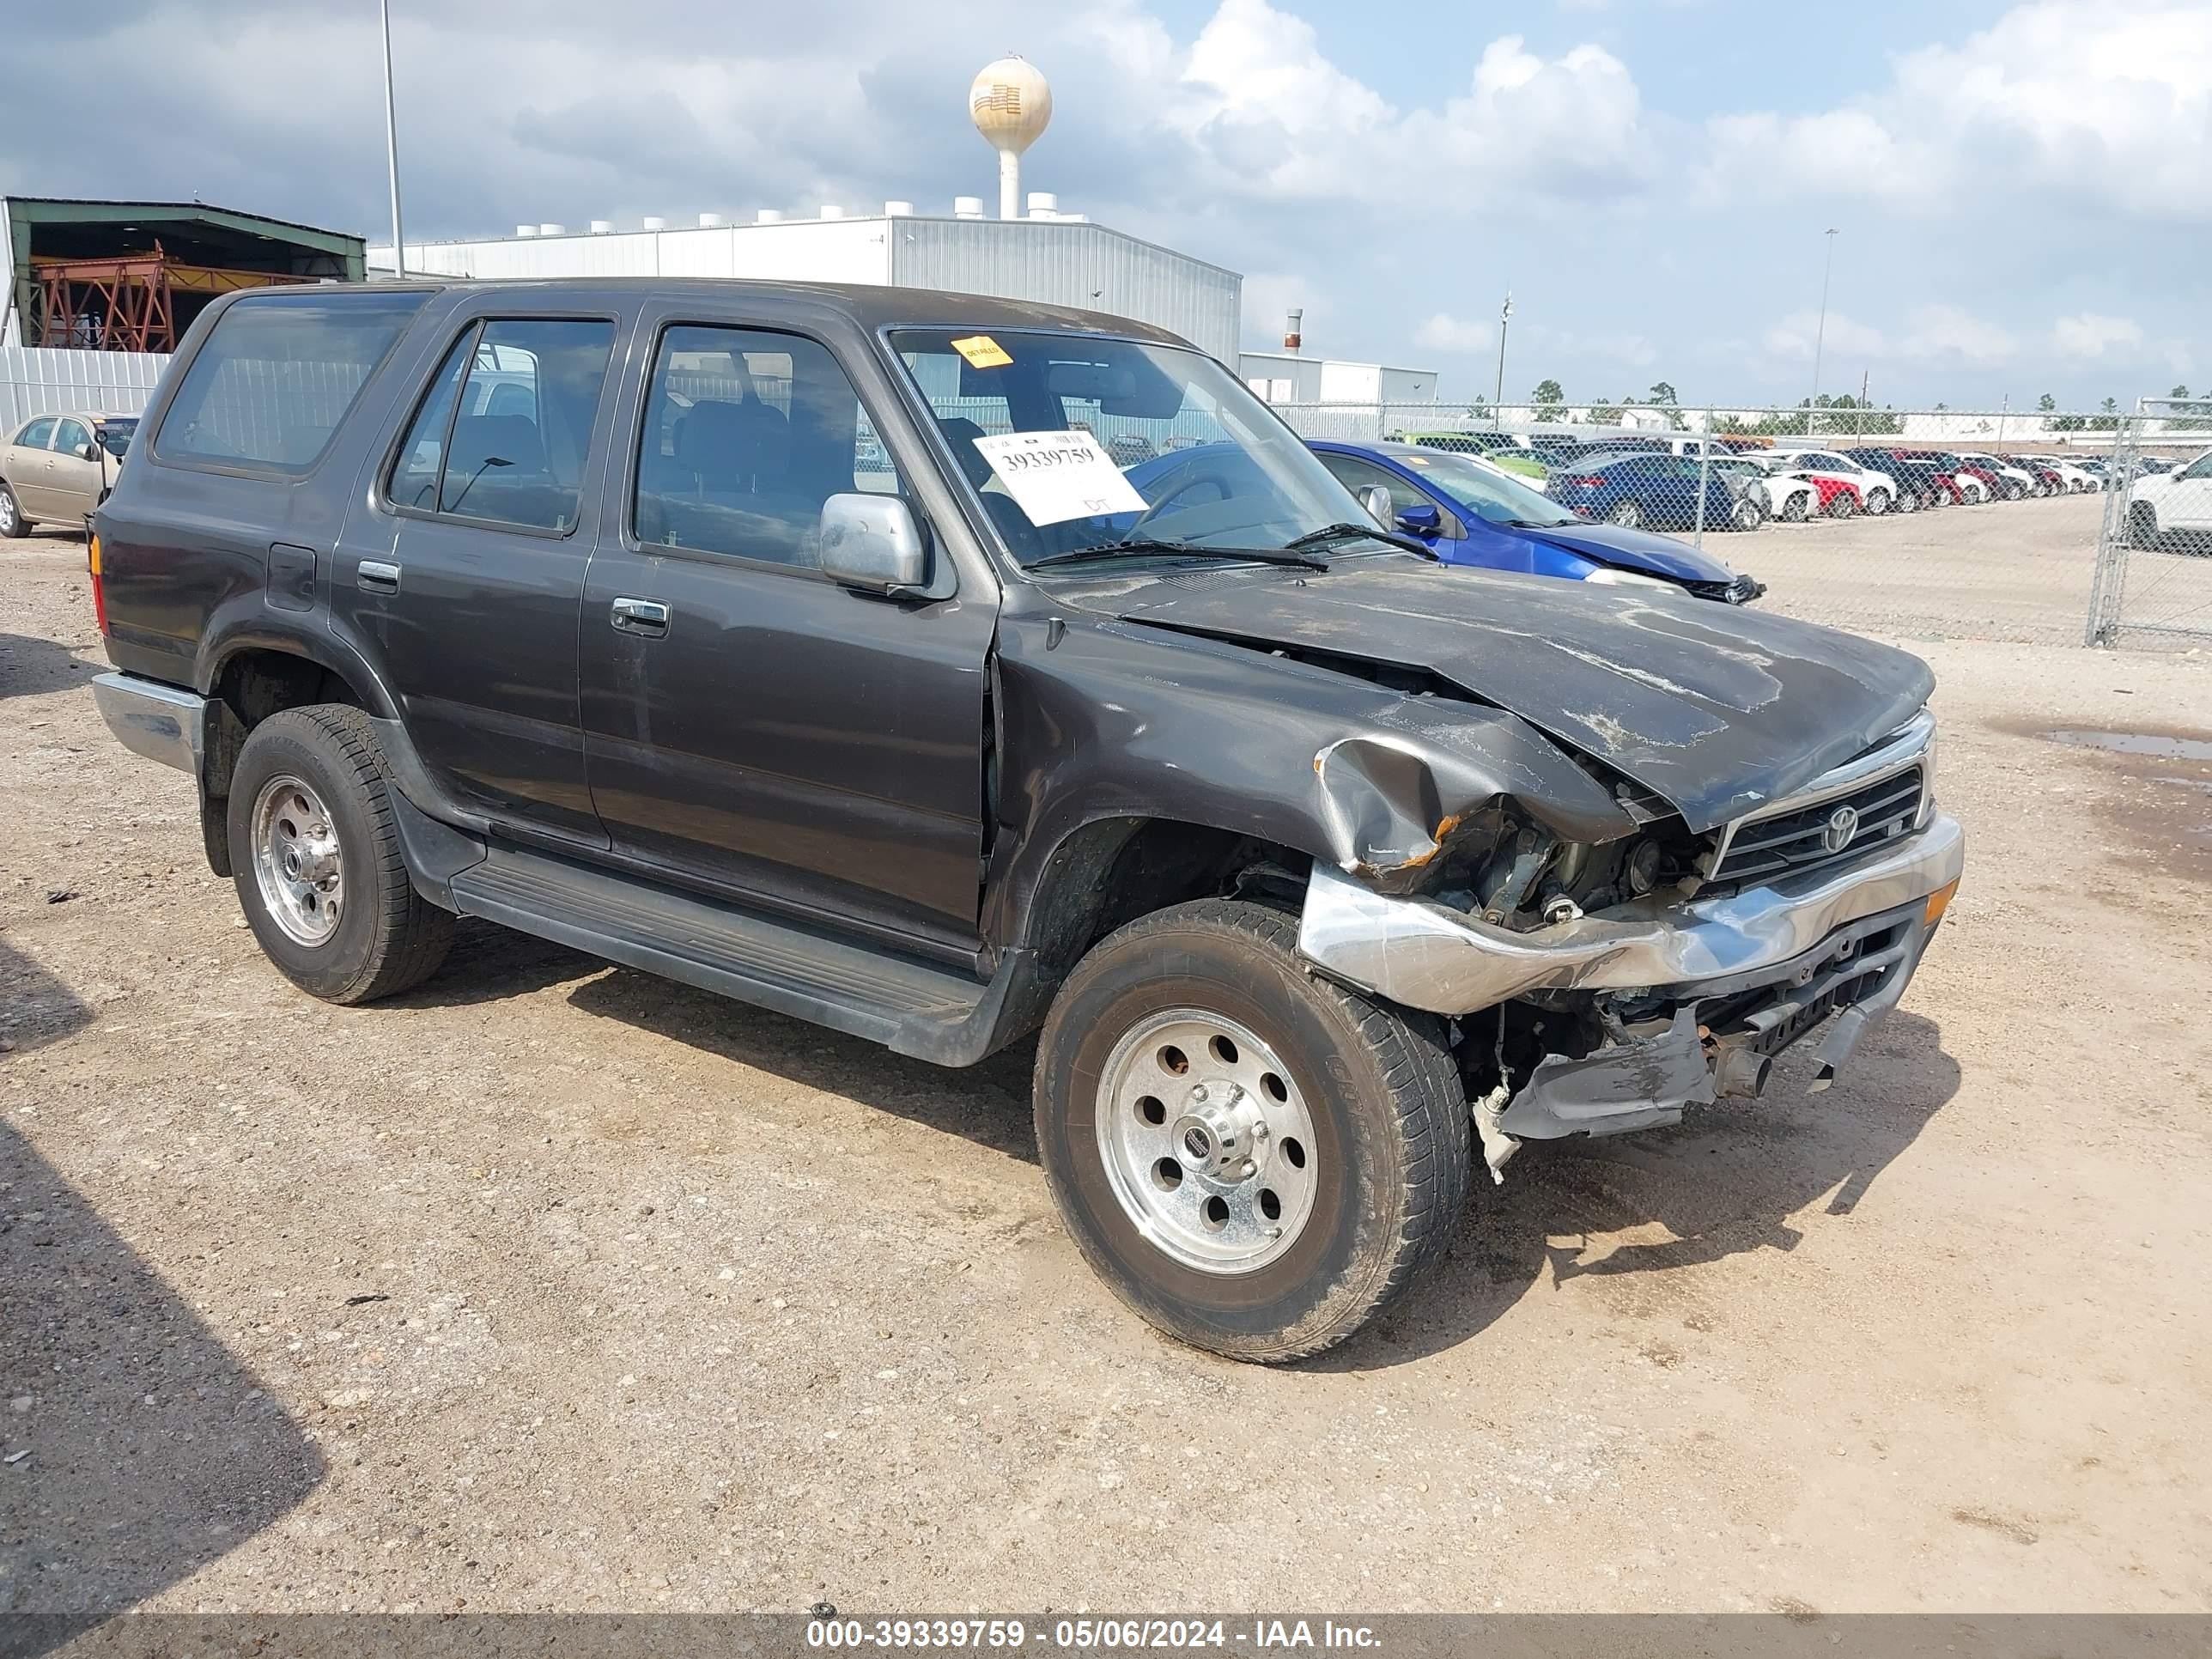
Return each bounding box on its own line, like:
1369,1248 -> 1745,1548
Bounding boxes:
969,55 -> 1052,221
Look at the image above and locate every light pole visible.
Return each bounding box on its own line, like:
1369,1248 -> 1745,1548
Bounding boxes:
1808,228 -> 1838,426
1493,290 -> 1512,409
380,0 -> 406,278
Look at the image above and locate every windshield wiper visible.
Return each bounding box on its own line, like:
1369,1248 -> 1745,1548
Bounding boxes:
1283,521 -> 1436,558
1028,538 -> 1329,572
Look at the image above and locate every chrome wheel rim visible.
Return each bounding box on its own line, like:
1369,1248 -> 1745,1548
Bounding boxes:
1094,1008 -> 1320,1275
250,774 -> 344,945
1609,501 -> 1639,526
0,491 -> 16,533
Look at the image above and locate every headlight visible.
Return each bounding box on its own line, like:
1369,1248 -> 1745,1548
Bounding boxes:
1585,567 -> 1678,592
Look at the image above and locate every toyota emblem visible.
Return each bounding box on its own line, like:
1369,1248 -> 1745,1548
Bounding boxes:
1822,804 -> 1860,854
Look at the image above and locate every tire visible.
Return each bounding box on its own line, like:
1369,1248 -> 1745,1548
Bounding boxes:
1827,489 -> 1859,520
1607,499 -> 1643,529
1033,898 -> 1473,1364
0,482 -> 28,538
1894,489 -> 1917,515
1865,489 -> 1891,517
1730,496 -> 1764,532
2004,481 -> 2027,501
1780,492 -> 1808,524
227,704 -> 454,1005
2125,502 -> 2159,550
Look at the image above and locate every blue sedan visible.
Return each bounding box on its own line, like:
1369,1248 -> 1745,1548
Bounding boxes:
1302,441 -> 1765,604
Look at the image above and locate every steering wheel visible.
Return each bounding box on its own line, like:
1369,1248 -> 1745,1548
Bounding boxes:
1126,465 -> 1232,541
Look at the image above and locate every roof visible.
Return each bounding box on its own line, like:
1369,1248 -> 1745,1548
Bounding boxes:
3,196 -> 363,254
343,276 -> 1197,347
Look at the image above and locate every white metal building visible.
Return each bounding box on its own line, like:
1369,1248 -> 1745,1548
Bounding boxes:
369,206 -> 1243,365
1237,349 -> 1437,407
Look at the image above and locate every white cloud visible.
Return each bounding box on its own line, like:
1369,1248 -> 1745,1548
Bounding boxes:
1705,2 -> 2212,217
1761,306 -> 2017,368
1413,312 -> 1496,353
2051,313 -> 2146,359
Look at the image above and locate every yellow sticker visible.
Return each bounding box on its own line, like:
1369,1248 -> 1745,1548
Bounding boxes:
951,334 -> 1013,369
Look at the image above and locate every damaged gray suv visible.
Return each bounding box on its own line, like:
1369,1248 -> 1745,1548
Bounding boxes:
88,280 -> 1963,1361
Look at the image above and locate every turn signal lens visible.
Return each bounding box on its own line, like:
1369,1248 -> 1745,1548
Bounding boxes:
1923,879 -> 1958,927
88,533 -> 109,635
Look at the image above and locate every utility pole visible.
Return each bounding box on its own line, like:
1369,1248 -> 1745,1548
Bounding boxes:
380,0 -> 406,278
1494,290 -> 1512,410
1858,368 -> 1869,438
1808,228 -> 1838,423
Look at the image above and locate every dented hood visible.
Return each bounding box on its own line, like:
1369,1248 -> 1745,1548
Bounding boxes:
1064,558 -> 1934,832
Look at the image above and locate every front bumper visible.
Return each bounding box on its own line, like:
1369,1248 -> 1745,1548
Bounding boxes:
92,672 -> 208,776
1299,813 -> 1964,1153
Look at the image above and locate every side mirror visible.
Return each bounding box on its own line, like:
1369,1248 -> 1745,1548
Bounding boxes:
819,493 -> 927,593
74,442 -> 94,460
1358,483 -> 1394,526
1395,503 -> 1443,537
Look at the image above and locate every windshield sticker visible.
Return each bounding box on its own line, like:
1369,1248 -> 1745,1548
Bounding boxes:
970,430 -> 1148,526
1402,454 -> 1432,467
950,334 -> 1013,369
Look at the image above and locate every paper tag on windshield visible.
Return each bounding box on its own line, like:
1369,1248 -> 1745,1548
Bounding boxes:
950,334 -> 1013,369
969,430 -> 1148,526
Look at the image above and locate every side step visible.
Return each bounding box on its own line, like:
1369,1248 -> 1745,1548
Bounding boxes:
445,842 -> 1028,1067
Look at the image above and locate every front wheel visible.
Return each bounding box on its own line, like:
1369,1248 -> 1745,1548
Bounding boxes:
1828,489 -> 1860,520
1607,499 -> 1643,529
228,704 -> 454,1004
1865,489 -> 1892,516
0,483 -> 28,538
1034,899 -> 1472,1364
1730,496 -> 1764,532
2125,502 -> 2160,549
1780,491 -> 1808,524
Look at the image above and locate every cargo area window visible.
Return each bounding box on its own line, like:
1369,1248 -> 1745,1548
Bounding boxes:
633,324 -> 902,568
387,318 -> 615,534
151,290 -> 428,475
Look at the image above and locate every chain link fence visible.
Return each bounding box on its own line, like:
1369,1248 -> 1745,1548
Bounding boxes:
2087,398 -> 2212,647
1263,399 -> 2185,647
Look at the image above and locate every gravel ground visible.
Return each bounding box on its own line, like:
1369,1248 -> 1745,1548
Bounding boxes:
3,526 -> 2209,1618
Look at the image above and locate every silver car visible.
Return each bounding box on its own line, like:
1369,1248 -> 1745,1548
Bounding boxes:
0,411 -> 137,537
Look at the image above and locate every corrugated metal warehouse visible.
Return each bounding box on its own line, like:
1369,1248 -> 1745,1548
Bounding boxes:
370,209 -> 1243,364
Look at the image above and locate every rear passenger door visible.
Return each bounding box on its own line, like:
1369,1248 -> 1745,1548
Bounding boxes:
342,310 -> 625,848
6,418 -> 58,516
577,310 -> 998,952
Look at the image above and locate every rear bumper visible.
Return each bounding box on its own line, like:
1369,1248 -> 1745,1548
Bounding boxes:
91,672 -> 207,776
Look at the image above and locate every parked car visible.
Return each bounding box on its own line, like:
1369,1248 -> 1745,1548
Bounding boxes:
1706,454 -> 1818,524
1840,447 -> 1949,512
1297,439 -> 1764,602
1543,453 -> 1739,531
1392,432 -> 1550,483
88,279 -> 1961,1362
1748,454 -> 1864,518
1466,443 -> 1552,483
1765,448 -> 1905,515
2121,447 -> 2212,548
0,411 -> 138,537
1955,451 -> 2035,501
2019,454 -> 2098,494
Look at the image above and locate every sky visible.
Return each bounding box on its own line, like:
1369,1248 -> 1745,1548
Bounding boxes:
4,0 -> 2208,411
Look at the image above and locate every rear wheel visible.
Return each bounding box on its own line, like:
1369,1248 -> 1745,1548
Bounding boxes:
1607,499 -> 1643,529
1780,491 -> 1808,524
0,483 -> 27,538
1034,899 -> 1472,1364
228,704 -> 453,1005
1828,489 -> 1860,520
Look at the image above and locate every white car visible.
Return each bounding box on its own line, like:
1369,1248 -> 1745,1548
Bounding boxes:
2123,447 -> 2212,546
2021,454 -> 2099,493
1955,451 -> 2036,501
1763,447 -> 1905,515
1708,455 -> 1818,523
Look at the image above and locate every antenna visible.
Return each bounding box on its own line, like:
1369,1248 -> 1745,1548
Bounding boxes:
969,56 -> 1053,221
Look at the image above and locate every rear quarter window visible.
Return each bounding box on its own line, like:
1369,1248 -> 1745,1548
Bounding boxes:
153,290 -> 430,475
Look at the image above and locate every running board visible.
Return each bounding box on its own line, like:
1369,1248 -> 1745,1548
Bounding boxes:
446,842 -> 1028,1067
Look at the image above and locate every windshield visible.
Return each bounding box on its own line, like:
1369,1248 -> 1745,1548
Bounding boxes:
890,328 -> 1374,567
1385,447 -> 1581,526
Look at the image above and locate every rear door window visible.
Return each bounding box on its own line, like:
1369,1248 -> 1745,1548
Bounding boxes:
386,319 -> 617,533
14,418 -> 56,450
153,290 -> 429,474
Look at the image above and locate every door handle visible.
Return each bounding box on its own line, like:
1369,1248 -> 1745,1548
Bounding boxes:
357,560 -> 401,593
611,596 -> 670,637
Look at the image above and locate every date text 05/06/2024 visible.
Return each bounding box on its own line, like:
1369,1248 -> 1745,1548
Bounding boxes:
803,1616 -> 1383,1650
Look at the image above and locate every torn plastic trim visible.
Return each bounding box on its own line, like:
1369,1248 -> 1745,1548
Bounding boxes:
1297,810 -> 1963,1017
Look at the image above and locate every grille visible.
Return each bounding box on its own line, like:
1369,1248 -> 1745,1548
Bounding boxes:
1710,765 -> 1925,887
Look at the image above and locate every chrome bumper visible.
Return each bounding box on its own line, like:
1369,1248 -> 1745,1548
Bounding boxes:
91,672 -> 207,776
1297,811 -> 1965,1017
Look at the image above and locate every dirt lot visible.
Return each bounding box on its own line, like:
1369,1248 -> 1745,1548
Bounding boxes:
3,525 -> 2209,1618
